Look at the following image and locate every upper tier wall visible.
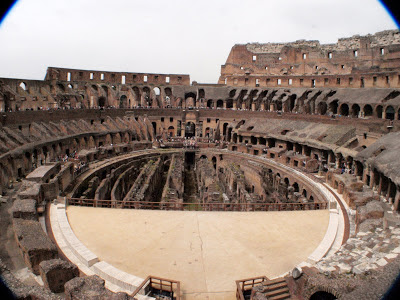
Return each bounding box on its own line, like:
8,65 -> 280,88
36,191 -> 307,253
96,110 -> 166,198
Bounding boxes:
45,67 -> 190,86
219,30 -> 400,88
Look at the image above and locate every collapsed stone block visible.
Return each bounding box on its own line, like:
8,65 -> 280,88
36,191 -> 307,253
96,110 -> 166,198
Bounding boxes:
356,200 -> 384,225
0,258 -> 62,300
13,218 -> 58,275
17,179 -> 44,204
39,259 -> 79,293
12,198 -> 38,220
64,275 -> 134,300
357,218 -> 382,233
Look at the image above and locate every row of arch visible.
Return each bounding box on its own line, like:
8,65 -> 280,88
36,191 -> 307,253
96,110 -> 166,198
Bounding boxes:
200,152 -> 319,205
0,130 -> 144,191
9,80 -> 400,120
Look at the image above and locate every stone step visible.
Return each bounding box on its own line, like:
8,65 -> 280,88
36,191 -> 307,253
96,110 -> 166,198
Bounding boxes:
269,291 -> 291,300
267,281 -> 288,290
265,287 -> 289,298
266,277 -> 286,285
264,277 -> 290,299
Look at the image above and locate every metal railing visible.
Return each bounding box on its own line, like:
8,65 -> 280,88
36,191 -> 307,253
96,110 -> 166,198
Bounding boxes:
131,275 -> 180,300
66,198 -> 328,211
236,276 -> 268,300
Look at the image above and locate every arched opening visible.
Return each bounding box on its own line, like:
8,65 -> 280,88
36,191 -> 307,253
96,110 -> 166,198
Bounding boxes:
355,161 -> 364,177
317,102 -> 327,115
351,104 -> 360,117
164,88 -> 172,107
302,189 -> 307,198
98,96 -> 107,107
133,86 -> 141,106
19,82 -> 27,90
288,95 -> 296,112
205,127 -> 211,137
57,83 -> 65,92
363,104 -> 373,117
119,95 -> 127,108
185,122 -> 196,138
339,103 -> 349,116
168,126 -> 174,137
207,99 -> 213,108
227,127 -> 232,141
226,99 -> 233,109
376,105 -> 383,118
143,87 -> 152,107
276,100 -> 282,111
153,87 -> 161,96
229,89 -> 236,98
212,156 -> 217,170
385,105 -> 395,120
216,99 -> 224,108
164,87 -> 172,97
293,182 -> 299,193
198,88 -> 205,99
232,133 -> 238,143
223,123 -> 229,137
309,291 -> 337,300
329,100 -> 338,114
185,92 -> 196,108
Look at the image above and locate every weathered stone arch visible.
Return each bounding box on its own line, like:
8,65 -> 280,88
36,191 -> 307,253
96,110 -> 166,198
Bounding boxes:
375,104 -> 383,118
363,104 -> 373,116
339,103 -> 349,116
351,103 -> 360,117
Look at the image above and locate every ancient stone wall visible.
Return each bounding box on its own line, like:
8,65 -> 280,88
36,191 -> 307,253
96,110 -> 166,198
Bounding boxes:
219,30 -> 400,89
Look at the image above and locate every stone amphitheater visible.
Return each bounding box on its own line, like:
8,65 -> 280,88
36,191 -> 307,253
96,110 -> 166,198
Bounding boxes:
1,30 -> 400,300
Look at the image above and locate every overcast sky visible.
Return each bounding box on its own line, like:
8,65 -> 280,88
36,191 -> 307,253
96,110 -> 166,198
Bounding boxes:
0,0 -> 397,83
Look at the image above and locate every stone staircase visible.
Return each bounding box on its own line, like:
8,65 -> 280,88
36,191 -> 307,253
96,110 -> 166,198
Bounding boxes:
261,277 -> 290,300
238,276 -> 291,300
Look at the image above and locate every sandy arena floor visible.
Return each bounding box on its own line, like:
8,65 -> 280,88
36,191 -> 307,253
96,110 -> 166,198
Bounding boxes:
67,207 -> 329,299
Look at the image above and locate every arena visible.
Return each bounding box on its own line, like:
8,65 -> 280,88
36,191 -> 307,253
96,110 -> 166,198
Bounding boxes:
1,29 -> 400,300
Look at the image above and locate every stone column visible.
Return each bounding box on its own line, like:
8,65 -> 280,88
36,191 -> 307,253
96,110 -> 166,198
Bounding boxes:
386,181 -> 393,203
335,153 -> 341,169
394,188 -> 400,211
370,170 -> 375,189
377,174 -> 383,195
260,103 -> 265,111
251,103 -> 256,111
233,101 -> 237,110
270,103 -> 275,111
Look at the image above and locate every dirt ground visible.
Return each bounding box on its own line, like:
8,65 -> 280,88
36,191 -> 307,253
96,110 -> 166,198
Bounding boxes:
67,207 -> 329,299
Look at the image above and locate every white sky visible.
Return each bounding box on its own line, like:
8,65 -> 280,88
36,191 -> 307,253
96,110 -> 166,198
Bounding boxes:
0,0 -> 397,83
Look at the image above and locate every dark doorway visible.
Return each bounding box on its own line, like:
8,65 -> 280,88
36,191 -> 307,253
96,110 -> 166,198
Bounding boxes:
98,96 -> 106,107
310,291 -> 337,300
185,122 -> 196,138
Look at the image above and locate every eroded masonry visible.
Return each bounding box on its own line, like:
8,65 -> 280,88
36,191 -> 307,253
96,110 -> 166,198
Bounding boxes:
1,30 -> 400,300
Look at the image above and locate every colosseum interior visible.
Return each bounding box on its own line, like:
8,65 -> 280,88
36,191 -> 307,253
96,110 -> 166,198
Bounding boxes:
1,29 -> 400,300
